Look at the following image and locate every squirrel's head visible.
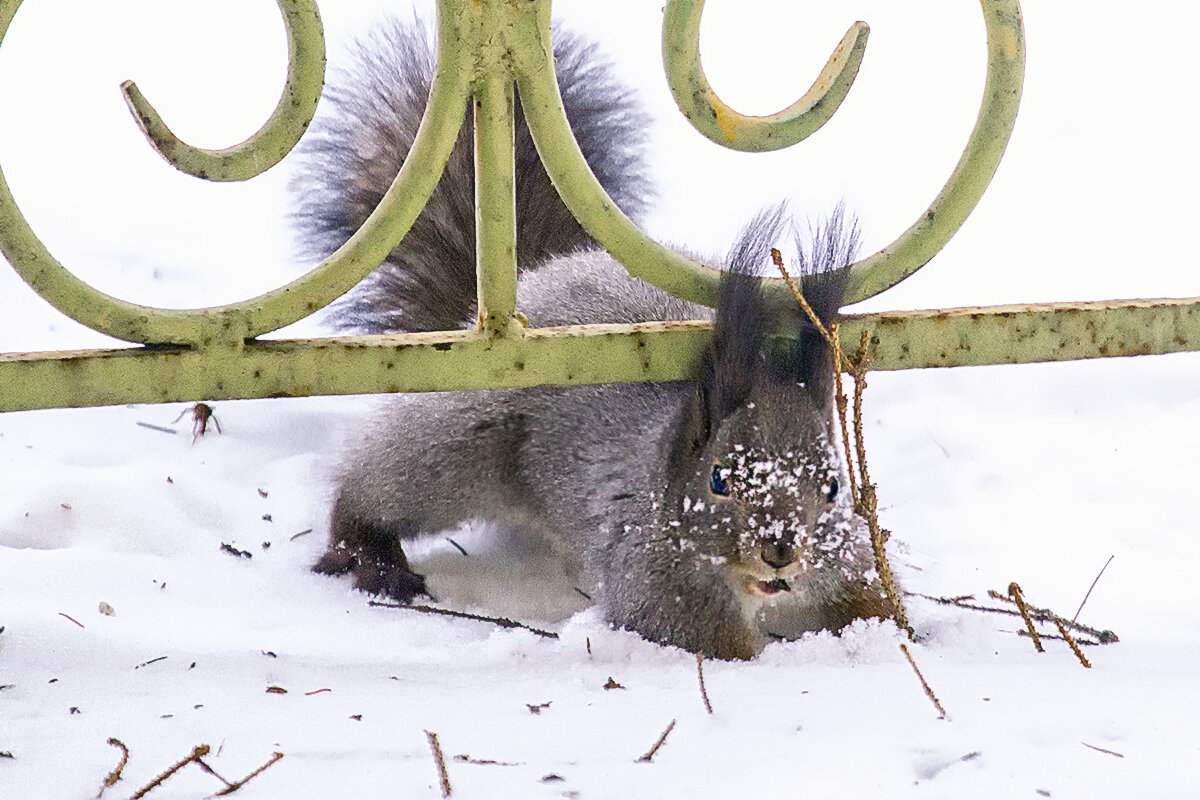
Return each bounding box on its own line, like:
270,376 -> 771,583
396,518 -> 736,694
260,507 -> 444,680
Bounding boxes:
663,205 -> 861,609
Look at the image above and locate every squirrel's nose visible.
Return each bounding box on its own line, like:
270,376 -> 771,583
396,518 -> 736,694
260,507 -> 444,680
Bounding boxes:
760,541 -> 796,570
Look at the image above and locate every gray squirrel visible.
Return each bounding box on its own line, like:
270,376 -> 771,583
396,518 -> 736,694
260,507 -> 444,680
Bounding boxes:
291,17 -> 892,659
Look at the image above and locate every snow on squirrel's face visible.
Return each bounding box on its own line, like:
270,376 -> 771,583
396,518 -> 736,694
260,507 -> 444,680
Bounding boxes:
670,388 -> 860,600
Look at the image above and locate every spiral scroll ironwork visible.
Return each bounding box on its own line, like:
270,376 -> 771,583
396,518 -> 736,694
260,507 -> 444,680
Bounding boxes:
2,0 -> 1198,416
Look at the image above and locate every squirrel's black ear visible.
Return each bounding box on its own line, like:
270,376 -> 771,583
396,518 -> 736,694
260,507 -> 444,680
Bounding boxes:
786,205 -> 857,398
695,205 -> 791,427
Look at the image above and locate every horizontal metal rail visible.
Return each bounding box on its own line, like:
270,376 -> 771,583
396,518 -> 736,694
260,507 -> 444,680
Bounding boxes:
5,295 -> 1199,412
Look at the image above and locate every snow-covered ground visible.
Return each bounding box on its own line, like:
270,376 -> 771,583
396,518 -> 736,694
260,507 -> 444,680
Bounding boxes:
2,1 -> 1197,797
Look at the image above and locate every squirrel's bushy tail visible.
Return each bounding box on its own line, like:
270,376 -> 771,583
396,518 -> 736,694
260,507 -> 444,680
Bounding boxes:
290,17 -> 653,333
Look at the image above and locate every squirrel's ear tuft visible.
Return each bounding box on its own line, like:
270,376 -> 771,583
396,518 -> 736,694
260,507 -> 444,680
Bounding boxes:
691,203 -> 859,438
756,204 -> 857,399
786,205 -> 857,398
697,204 -> 791,425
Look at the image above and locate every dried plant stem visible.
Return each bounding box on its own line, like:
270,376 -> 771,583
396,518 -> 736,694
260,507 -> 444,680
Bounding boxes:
214,752 -> 284,796
193,754 -> 233,789
368,601 -> 558,639
1081,742 -> 1124,758
131,745 -> 209,799
919,592 -> 1118,643
1016,630 -> 1099,647
772,250 -> 844,362
1073,554 -> 1114,622
1007,583 -> 1044,653
849,332 -> 910,639
58,612 -> 85,629
425,731 -> 452,798
100,737 -> 129,793
899,644 -> 947,720
636,720 -> 677,763
829,320 -> 859,507
695,654 -> 713,715
1053,620 -> 1092,668
774,252 -> 911,639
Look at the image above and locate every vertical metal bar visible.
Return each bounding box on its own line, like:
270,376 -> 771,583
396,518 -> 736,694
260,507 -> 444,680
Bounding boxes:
473,73 -> 520,337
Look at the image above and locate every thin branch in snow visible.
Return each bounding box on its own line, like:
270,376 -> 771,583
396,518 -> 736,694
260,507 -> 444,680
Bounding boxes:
425,730 -> 452,798
131,744 -> 210,799
695,654 -> 713,715
636,719 -> 677,763
1016,630 -> 1101,647
97,737 -> 129,796
1053,620 -> 1092,668
1080,742 -> 1124,758
1073,554 -> 1114,622
214,752 -> 284,796
193,753 -> 234,789
1006,583 -> 1044,653
453,754 -> 521,767
776,251 -> 912,640
58,612 -> 85,629
915,592 -> 1118,643
899,643 -> 947,720
367,601 -> 559,639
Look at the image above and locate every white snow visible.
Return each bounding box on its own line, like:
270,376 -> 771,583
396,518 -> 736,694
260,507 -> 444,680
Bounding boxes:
2,1 -> 1198,798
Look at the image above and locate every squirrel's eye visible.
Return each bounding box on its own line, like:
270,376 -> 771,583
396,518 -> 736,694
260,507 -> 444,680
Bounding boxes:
826,477 -> 839,503
710,465 -> 731,497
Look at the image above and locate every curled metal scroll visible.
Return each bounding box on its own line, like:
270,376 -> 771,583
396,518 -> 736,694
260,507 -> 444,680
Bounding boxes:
0,0 -> 471,348
521,0 -> 1025,312
662,0 -> 870,152
844,0 -> 1025,304
121,0 -> 326,182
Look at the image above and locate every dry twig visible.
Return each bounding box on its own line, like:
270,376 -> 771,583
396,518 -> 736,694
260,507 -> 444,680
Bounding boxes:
915,592 -> 1118,643
454,754 -> 520,767
214,752 -> 284,796
99,737 -> 129,794
695,654 -> 713,715
900,644 -> 947,720
1017,630 -> 1101,647
131,745 -> 209,799
1053,620 -> 1092,668
1007,583 -> 1044,653
774,251 -> 912,639
1081,742 -> 1124,758
425,731 -> 451,798
829,320 -> 859,507
1073,555 -> 1114,622
193,753 -> 233,789
636,720 -> 677,763
368,601 -> 558,639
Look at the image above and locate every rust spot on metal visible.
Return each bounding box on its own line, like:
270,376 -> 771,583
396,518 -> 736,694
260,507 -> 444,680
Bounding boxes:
432,342 -> 454,352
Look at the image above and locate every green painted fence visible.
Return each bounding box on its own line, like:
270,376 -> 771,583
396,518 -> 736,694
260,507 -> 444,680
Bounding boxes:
0,0 -> 1194,414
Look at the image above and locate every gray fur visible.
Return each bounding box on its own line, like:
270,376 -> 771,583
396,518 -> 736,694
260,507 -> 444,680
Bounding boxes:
290,16 -> 652,333
297,19 -> 889,659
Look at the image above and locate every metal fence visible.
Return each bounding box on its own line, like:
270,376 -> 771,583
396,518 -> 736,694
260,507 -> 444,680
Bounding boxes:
1,0 -> 1194,414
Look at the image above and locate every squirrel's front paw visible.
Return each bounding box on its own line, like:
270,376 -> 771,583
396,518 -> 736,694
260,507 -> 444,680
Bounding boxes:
352,560 -> 432,604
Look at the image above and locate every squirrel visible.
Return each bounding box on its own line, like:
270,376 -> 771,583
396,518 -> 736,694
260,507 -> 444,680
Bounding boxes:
290,16 -> 893,660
